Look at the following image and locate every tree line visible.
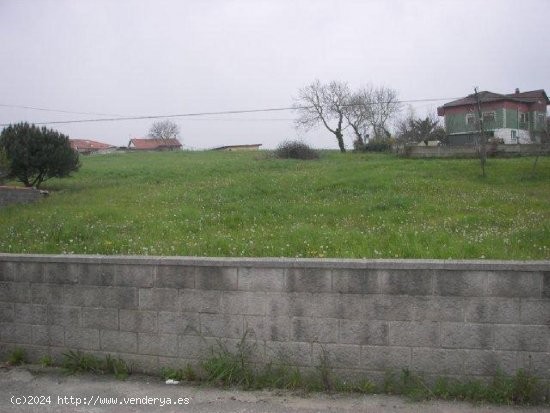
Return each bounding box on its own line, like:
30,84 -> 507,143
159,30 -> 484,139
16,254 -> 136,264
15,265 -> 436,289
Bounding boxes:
293,80 -> 445,152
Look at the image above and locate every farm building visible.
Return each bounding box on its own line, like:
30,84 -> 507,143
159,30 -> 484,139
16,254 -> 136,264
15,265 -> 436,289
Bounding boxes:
128,138 -> 182,151
70,139 -> 116,155
211,144 -> 262,151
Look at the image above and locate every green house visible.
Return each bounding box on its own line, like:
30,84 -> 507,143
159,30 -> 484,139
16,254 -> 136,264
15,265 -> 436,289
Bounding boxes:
437,89 -> 548,145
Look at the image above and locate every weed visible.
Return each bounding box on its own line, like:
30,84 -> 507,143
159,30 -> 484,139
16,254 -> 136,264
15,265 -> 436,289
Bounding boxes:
160,364 -> 197,382
39,355 -> 53,368
104,354 -> 131,380
61,350 -> 131,380
8,347 -> 26,365
62,350 -> 103,374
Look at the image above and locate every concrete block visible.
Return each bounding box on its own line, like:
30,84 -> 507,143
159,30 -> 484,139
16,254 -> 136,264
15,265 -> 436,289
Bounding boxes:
411,348 -> 464,375
31,325 -> 64,346
120,310 -> 158,333
494,325 -> 548,352
543,272 -> 550,298
465,297 -> 520,324
138,333 -> 177,356
389,321 -> 439,347
79,264 -> 115,286
0,282 -> 30,303
154,265 -> 194,288
31,284 -> 62,304
518,352 -> 550,378
378,270 -> 432,296
0,302 -> 14,322
48,305 -> 80,327
311,293 -> 363,319
44,263 -> 79,284
82,308 -> 118,330
139,288 -> 179,311
118,353 -> 158,374
178,335 -> 213,359
433,271 -> 486,296
179,289 -> 221,314
361,345 -> 411,371
115,265 -> 154,287
100,330 -> 138,353
65,328 -> 100,350
339,320 -> 389,346
291,317 -> 338,343
363,295 -> 415,321
487,271 -> 542,298
441,322 -> 493,349
100,287 -> 138,309
14,303 -> 48,325
158,311 -> 198,335
0,262 -> 15,281
286,268 -> 331,293
265,293 -> 291,317
331,269 -> 378,294
221,291 -> 266,316
62,285 -> 101,307
0,323 -> 32,343
200,314 -> 243,339
219,337 -> 265,364
413,296 -> 464,322
265,341 -> 312,366
520,299 -> 550,325
266,293 -> 317,318
195,267 -> 237,291
15,262 -> 43,283
238,267 -> 285,292
312,343 -> 361,369
463,349 -> 518,376
243,315 -> 289,342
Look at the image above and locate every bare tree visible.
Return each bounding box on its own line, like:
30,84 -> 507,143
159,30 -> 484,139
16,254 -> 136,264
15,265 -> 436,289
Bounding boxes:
474,87 -> 487,177
344,85 -> 401,147
148,120 -> 180,140
344,87 -> 373,149
369,86 -> 401,141
294,80 -> 350,152
530,115 -> 550,175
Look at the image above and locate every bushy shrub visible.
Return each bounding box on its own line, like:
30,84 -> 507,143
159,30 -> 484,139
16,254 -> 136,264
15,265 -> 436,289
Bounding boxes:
274,140 -> 319,160
364,142 -> 392,152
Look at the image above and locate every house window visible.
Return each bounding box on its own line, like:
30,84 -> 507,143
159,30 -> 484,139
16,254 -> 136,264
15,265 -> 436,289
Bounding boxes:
519,113 -> 528,123
482,112 -> 496,123
466,114 -> 475,125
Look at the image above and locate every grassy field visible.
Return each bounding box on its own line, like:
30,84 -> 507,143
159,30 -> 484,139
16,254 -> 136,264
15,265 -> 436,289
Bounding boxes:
0,150 -> 549,259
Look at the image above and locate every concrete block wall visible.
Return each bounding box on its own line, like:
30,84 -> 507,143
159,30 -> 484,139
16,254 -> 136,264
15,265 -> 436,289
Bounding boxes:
0,187 -> 44,208
0,254 -> 548,382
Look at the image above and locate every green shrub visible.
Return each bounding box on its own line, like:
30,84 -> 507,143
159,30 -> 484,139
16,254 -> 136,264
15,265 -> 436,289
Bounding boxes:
274,140 -> 319,160
39,355 -> 53,367
8,348 -> 26,365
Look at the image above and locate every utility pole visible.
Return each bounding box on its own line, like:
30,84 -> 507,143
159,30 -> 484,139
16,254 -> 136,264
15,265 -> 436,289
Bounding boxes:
474,87 -> 487,177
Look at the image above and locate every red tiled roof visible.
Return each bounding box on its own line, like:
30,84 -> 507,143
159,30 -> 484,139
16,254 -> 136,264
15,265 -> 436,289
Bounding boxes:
442,89 -> 548,108
128,138 -> 182,150
70,139 -> 114,150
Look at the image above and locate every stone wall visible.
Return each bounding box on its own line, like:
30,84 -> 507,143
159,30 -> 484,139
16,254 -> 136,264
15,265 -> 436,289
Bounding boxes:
0,254 -> 548,382
0,187 -> 45,208
405,144 -> 550,158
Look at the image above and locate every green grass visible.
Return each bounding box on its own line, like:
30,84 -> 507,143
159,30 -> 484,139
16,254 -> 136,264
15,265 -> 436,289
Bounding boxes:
0,150 -> 549,259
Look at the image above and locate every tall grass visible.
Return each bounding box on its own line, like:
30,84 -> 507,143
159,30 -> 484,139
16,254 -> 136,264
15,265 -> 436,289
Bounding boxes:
0,151 -> 548,259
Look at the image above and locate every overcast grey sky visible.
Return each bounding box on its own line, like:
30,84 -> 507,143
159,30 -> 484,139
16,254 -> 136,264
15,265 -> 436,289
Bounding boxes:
1,0 -> 549,149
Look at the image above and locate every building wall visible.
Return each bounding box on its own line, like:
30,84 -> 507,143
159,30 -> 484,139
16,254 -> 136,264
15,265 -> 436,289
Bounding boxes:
0,255 -> 548,383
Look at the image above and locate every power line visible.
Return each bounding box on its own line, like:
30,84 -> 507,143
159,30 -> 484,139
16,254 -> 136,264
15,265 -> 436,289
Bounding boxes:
0,103 -> 123,117
0,97 -> 461,127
